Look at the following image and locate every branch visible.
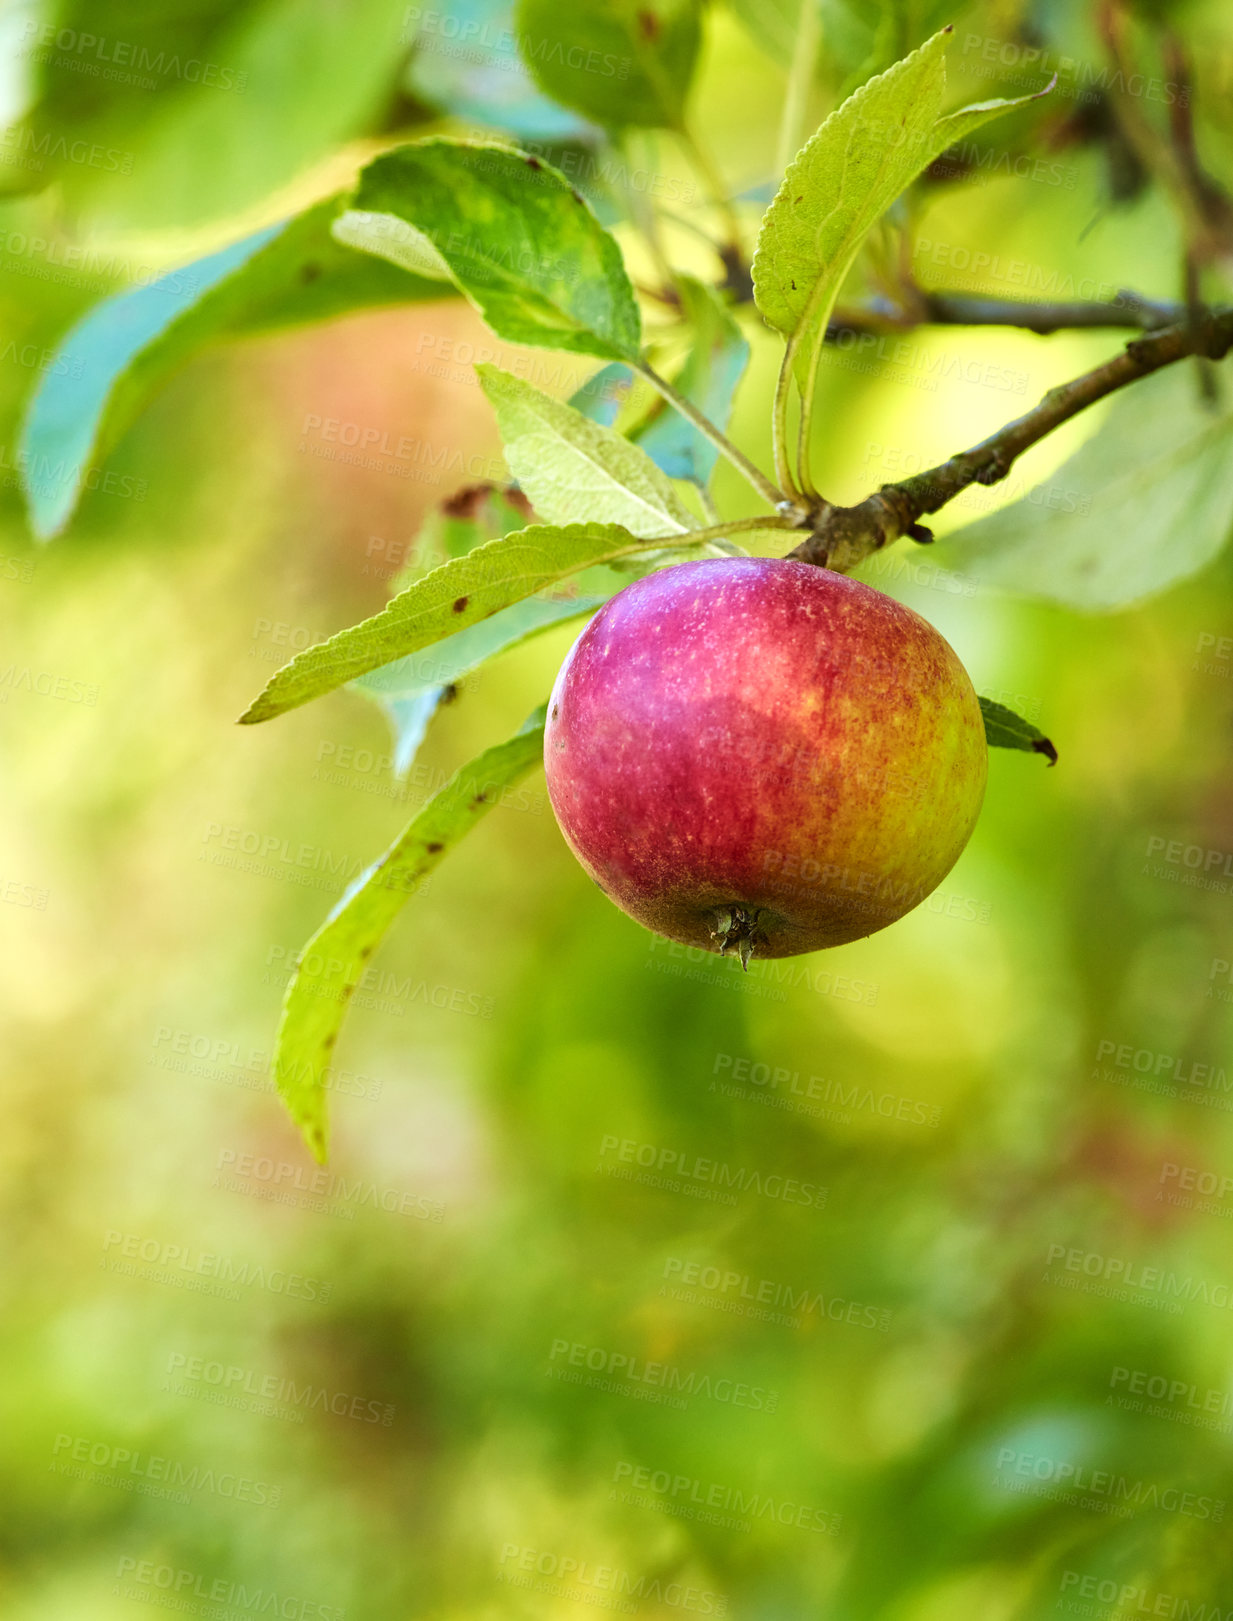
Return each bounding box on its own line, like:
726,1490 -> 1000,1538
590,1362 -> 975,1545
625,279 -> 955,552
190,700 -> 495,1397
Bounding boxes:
778,287 -> 1178,510
788,307 -> 1233,572
825,288 -> 1182,339
706,280 -> 1182,503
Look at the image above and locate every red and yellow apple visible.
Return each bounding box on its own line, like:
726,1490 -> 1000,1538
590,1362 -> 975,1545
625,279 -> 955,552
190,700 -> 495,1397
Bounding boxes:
543,557 -> 987,961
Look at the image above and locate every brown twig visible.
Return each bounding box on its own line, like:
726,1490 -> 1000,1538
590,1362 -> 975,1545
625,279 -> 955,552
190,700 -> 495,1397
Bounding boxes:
825,289 -> 1181,339
787,307 -> 1233,572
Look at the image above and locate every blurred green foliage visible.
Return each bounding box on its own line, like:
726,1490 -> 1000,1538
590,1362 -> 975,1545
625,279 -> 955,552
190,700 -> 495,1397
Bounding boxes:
4,0 -> 1233,1617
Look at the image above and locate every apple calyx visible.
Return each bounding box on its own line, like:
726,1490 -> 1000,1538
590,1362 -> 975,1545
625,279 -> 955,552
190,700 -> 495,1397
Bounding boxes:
710,906 -> 766,971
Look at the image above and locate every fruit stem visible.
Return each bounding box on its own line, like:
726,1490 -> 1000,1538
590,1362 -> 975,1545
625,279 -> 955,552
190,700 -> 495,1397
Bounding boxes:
635,360 -> 796,513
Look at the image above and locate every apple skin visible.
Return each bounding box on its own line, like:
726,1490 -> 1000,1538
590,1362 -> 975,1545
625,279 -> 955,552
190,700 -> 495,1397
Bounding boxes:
543,557 -> 987,958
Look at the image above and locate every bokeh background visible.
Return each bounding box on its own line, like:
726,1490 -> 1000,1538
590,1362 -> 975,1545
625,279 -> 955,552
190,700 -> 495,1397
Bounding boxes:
4,0 -> 1233,1615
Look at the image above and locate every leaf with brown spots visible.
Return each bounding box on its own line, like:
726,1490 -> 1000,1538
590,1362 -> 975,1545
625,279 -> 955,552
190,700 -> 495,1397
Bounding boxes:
271,709 -> 547,1161
348,139 -> 641,360
240,521 -> 669,725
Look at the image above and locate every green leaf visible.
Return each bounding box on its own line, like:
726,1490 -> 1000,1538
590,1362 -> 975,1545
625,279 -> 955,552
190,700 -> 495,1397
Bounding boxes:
354,592 -> 607,703
350,487 -> 632,760
751,26 -> 1051,396
273,710 -> 547,1160
357,484 -> 551,778
330,209 -> 456,283
514,0 -> 702,130
355,591 -> 608,777
477,364 -> 693,533
350,139 -> 641,360
634,277 -> 749,485
979,697 -> 1057,765
227,203 -> 452,334
934,368 -> 1233,612
240,521 -> 673,725
20,196 -> 447,538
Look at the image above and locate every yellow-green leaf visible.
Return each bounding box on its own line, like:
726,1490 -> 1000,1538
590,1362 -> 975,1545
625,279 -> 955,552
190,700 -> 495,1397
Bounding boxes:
273,710 -> 547,1160
478,364 -> 694,533
752,28 -> 1051,399
240,522 -> 669,724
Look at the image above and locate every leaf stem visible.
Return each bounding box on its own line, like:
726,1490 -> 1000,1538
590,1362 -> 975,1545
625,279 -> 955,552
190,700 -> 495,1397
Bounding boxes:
787,306 -> 1233,572
636,358 -> 792,511
681,513 -> 806,547
778,256 -> 836,503
771,348 -> 800,498
795,397 -> 820,502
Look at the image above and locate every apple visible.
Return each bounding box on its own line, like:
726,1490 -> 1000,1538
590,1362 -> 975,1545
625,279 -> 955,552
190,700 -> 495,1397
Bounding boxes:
543,557 -> 987,961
